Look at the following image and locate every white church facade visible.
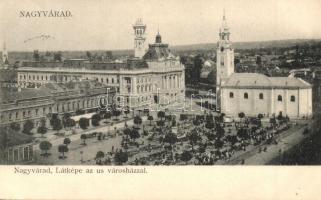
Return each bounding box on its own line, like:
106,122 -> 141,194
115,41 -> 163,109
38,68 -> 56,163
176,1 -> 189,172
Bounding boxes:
216,13 -> 312,119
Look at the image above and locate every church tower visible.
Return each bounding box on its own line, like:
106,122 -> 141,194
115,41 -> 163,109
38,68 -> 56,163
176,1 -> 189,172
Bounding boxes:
216,11 -> 234,111
133,18 -> 147,58
2,42 -> 9,64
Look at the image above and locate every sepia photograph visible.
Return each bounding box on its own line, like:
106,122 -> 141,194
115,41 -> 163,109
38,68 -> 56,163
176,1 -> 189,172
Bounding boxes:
1,0 -> 321,168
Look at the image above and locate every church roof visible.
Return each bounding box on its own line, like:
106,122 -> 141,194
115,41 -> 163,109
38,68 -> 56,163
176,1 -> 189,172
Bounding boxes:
222,73 -> 311,89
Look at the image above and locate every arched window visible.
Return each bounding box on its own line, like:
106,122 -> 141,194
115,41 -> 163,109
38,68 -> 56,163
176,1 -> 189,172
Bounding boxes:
244,93 -> 248,99
278,95 -> 282,101
229,92 -> 234,98
259,93 -> 264,99
290,95 -> 295,102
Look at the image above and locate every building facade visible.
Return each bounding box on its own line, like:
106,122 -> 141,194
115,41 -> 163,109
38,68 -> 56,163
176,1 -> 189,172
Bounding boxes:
0,80 -> 115,128
216,12 -> 234,111
215,13 -> 312,118
221,73 -> 312,118
16,20 -> 185,109
0,131 -> 33,164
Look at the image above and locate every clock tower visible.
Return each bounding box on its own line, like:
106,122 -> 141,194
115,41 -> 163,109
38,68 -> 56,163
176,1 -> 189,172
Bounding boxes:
216,11 -> 234,111
133,18 -> 147,59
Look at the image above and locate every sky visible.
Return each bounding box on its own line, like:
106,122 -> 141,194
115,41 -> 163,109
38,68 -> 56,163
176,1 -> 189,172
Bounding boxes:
1,0 -> 321,51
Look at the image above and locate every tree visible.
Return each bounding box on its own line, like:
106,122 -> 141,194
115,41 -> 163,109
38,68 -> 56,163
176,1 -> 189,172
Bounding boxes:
80,134 -> 87,145
58,144 -> 69,159
257,113 -> 263,119
216,125 -> 225,138
124,107 -> 130,118
63,137 -> 71,147
189,130 -> 201,152
53,52 -> 62,62
91,114 -> 101,126
129,129 -> 140,142
123,128 -> 131,136
172,119 -> 177,127
163,132 -> 177,147
114,150 -> 128,165
103,112 -> 112,123
9,122 -> 20,132
214,139 -> 224,149
79,118 -> 89,130
193,119 -> 201,127
147,115 -> 154,125
237,128 -> 250,140
179,114 -> 188,121
22,120 -> 34,135
33,50 -> 40,61
181,151 -> 193,164
205,121 -> 215,129
277,112 -> 284,121
157,111 -> 165,121
112,109 -> 121,121
95,151 -> 105,164
133,116 -> 142,129
86,51 -> 92,61
50,115 -> 62,134
64,117 -> 76,130
39,141 -> 52,156
157,120 -> 165,127
206,132 -> 216,142
37,126 -> 47,138
238,112 -> 245,119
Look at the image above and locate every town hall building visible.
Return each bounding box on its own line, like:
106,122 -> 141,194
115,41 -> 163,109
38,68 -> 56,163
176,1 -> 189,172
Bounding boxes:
216,13 -> 312,119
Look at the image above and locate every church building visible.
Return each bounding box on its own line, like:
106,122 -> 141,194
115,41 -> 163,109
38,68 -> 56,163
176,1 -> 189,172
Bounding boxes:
216,13 -> 312,119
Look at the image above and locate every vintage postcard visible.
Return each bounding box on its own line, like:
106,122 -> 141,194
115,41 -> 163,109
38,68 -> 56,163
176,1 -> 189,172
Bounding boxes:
1,0 -> 321,199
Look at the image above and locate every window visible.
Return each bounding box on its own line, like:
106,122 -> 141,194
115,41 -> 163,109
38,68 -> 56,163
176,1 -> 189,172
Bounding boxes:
112,78 -> 114,83
229,92 -> 234,98
35,109 -> 38,116
259,93 -> 264,99
278,95 -> 282,101
106,78 -> 109,83
290,95 -> 295,102
244,93 -> 248,99
101,78 -> 104,83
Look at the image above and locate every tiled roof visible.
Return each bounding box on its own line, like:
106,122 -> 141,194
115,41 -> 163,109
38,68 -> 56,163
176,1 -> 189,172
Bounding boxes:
39,80 -> 111,93
0,88 -> 52,103
223,73 -> 311,89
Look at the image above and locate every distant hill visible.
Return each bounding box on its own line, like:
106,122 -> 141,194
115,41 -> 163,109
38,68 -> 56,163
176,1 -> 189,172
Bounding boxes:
170,39 -> 321,52
5,38 -> 321,61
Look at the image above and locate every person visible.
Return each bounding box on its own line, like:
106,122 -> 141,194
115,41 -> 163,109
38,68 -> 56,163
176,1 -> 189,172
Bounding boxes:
241,159 -> 245,165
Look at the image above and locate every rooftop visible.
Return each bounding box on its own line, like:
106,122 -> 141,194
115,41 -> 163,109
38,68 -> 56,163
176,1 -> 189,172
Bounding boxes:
0,130 -> 33,148
223,73 -> 312,89
0,87 -> 52,104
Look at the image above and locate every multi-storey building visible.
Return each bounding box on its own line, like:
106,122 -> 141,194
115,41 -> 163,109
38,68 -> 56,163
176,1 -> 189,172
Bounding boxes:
16,20 -> 185,109
216,13 -> 312,118
0,80 -> 115,128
